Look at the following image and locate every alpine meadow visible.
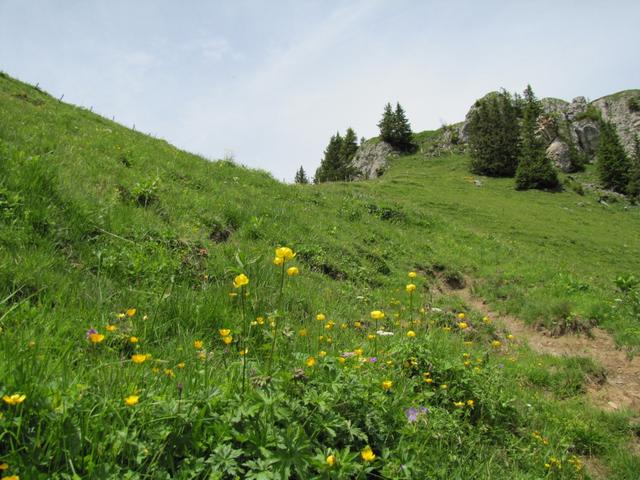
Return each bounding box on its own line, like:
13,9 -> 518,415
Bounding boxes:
1,69 -> 640,480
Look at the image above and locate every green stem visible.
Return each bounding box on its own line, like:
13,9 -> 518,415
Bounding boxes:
241,284 -> 247,395
267,263 -> 286,376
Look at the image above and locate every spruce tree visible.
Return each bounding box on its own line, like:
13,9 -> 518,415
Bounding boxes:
294,166 -> 309,184
378,103 -> 394,144
515,85 -> 559,190
468,90 -> 519,176
392,103 -> 415,152
596,120 -> 630,193
338,127 -> 359,180
626,136 -> 640,198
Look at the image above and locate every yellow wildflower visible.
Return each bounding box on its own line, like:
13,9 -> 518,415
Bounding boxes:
222,335 -> 233,345
338,357 -> 346,364
2,394 -> 26,406
177,362 -> 186,369
408,271 -> 417,278
194,340 -> 203,349
142,315 -> 148,321
239,348 -> 248,356
298,328 -> 308,337
407,330 -> 416,338
273,256 -> 284,266
124,395 -> 139,406
406,283 -> 416,293
482,316 -> 492,324
106,325 -> 117,332
354,321 -> 362,328
233,273 -> 249,288
354,348 -> 364,356
382,380 -> 393,390
287,266 -> 299,276
89,332 -> 105,344
368,334 -> 375,340
129,336 -> 139,344
457,322 -> 468,330
256,316 -> 265,325
127,308 -> 137,317
440,384 -> 448,389
164,368 -> 175,378
424,378 -> 433,384
319,350 -> 327,357
219,328 -> 231,337
3,475 -> 19,480
326,454 -> 336,467
340,323 -> 348,329
275,246 -> 296,261
491,340 -> 502,348
0,463 -> 8,471
507,334 -> 515,340
370,310 -> 385,320
116,313 -> 126,319
316,313 -> 326,321
454,401 -> 465,408
325,320 -> 334,330
467,399 -> 475,407
361,446 -> 376,462
457,313 -> 465,320
131,354 -> 147,364
306,356 -> 316,367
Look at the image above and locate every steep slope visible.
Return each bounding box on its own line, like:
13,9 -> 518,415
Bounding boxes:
1,73 -> 640,478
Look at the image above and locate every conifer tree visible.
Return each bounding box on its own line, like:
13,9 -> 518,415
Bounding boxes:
392,103 -> 415,152
377,103 -> 395,145
338,127 -> 359,180
468,90 -> 520,176
294,166 -> 309,184
626,136 -> 640,198
377,102 -> 415,152
596,120 -> 630,193
515,85 -> 559,190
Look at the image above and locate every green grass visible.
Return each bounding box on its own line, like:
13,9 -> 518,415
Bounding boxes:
1,73 -> 640,478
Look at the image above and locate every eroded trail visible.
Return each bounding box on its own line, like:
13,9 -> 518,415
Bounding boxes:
440,282 -> 640,413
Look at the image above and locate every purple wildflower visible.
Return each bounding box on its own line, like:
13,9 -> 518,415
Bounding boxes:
405,406 -> 430,423
369,357 -> 378,363
86,328 -> 98,339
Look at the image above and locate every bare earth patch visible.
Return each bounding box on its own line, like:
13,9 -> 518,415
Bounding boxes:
439,281 -> 640,413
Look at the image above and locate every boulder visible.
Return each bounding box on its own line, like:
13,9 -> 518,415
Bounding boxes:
350,140 -> 394,180
571,120 -> 600,158
546,139 -> 572,172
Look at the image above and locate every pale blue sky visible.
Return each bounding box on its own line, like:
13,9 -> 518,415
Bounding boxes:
1,1 -> 639,181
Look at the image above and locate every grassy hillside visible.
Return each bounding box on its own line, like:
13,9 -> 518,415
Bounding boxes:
1,73 -> 640,479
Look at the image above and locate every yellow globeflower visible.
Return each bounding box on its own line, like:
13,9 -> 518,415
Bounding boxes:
106,324 -> 117,332
129,336 -> 139,344
467,399 -> 475,407
273,256 -> 284,266
382,380 -> 393,390
3,476 -> 19,480
89,332 -> 105,344
233,273 -> 249,288
482,316 -> 492,324
0,463 -> 8,471
131,354 -> 147,364
338,357 -> 346,364
326,454 -> 336,466
406,283 -> 416,293
298,328 -> 308,337
408,271 -> 417,278
177,362 -> 186,369
354,348 -> 364,356
370,310 -> 385,320
275,246 -> 296,261
457,322 -> 468,330
319,350 -> 327,358
287,266 -> 299,276
127,308 -> 137,317
457,313 -> 466,320
219,329 -> 231,337
454,401 -> 465,408
407,330 -> 416,338
491,340 -> 502,348
222,335 -> 233,345
361,446 -> 376,462
367,334 -> 375,340
256,317 -> 265,325
124,395 -> 139,406
2,394 -> 26,406
194,340 -> 203,349
354,321 -> 362,328
316,313 -> 326,321
507,334 -> 515,340
325,320 -> 334,330
306,356 -> 316,367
